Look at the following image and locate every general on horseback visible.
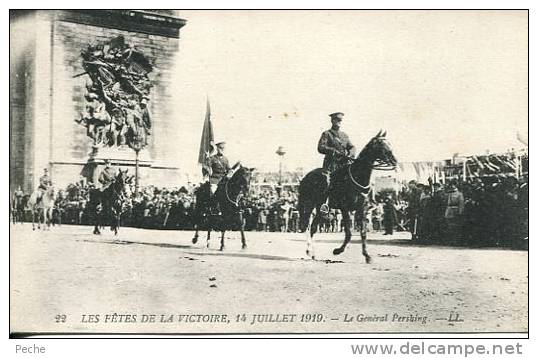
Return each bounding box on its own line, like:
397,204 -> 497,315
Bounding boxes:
192,140 -> 254,251
298,112 -> 397,263
98,158 -> 116,192
317,112 -> 357,212
205,141 -> 233,214
88,159 -> 131,235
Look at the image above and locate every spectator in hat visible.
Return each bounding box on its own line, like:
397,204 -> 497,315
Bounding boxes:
383,196 -> 397,235
444,180 -> 465,244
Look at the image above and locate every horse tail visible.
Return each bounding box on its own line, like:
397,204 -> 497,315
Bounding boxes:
297,180 -> 312,233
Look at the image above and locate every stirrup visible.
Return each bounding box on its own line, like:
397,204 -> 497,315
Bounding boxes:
320,204 -> 329,214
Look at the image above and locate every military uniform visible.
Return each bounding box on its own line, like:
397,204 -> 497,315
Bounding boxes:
208,153 -> 230,186
444,187 -> 465,244
98,166 -> 116,191
39,174 -> 52,191
317,128 -> 356,172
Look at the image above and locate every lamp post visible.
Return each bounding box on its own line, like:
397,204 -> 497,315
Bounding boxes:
276,146 -> 286,195
128,132 -> 146,195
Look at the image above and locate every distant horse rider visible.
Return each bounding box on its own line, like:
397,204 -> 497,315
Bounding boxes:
207,141 -> 231,194
317,112 -> 356,211
98,159 -> 116,192
37,168 -> 52,204
205,141 -> 239,213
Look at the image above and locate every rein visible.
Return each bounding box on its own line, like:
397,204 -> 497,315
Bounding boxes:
347,165 -> 371,194
224,178 -> 242,208
372,163 -> 396,171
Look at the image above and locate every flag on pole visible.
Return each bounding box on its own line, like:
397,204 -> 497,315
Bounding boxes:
198,98 -> 214,177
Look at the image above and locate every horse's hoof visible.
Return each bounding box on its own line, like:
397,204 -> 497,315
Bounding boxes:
333,248 -> 343,255
365,256 -> 372,264
306,249 -> 311,256
219,246 -> 225,251
311,256 -> 316,260
241,244 -> 247,250
192,237 -> 198,244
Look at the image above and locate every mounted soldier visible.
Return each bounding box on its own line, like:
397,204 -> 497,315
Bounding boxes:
37,168 -> 52,204
203,141 -> 241,214
207,141 -> 231,194
317,112 -> 356,211
98,159 -> 116,192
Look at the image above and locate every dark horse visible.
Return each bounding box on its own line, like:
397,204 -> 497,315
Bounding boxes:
88,169 -> 130,236
191,164 -> 254,251
298,130 -> 397,263
12,194 -> 29,224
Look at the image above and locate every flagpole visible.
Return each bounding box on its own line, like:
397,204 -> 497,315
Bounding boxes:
198,96 -> 215,180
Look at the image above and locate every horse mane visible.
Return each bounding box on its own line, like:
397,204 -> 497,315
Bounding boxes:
356,135 -> 377,161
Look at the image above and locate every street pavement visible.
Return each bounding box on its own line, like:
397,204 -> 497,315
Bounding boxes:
10,223 -> 528,335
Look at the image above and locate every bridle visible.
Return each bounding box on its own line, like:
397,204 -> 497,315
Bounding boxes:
372,138 -> 397,171
224,175 -> 246,208
348,165 -> 371,194
347,138 -> 396,193
372,161 -> 396,171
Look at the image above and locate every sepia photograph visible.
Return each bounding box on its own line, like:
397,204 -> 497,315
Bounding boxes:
9,9 -> 528,336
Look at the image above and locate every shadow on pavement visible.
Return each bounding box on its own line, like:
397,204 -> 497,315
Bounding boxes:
79,238 -> 301,262
79,239 -> 193,250
185,251 -> 298,262
289,237 -> 525,251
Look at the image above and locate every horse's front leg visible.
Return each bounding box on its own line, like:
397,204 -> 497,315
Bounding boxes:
45,209 -> 51,229
306,205 -> 322,259
114,213 -> 120,236
110,207 -> 117,234
333,209 -> 352,255
192,209 -> 202,244
206,229 -> 212,248
93,208 -> 101,235
31,210 -> 36,230
192,222 -> 199,244
38,210 -> 43,230
220,230 -> 225,251
238,210 -> 247,249
360,216 -> 372,264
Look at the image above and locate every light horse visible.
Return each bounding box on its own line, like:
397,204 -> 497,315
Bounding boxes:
192,164 -> 254,251
27,187 -> 56,230
297,130 -> 397,263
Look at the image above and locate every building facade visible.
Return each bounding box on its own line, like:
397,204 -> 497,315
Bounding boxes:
10,10 -> 186,194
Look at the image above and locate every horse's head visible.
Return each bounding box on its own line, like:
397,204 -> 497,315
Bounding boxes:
230,164 -> 255,194
114,169 -> 131,197
358,130 -> 397,170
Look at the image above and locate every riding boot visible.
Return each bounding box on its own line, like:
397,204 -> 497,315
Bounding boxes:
36,192 -> 43,206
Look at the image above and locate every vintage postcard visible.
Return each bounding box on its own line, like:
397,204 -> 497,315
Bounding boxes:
9,9 -> 528,335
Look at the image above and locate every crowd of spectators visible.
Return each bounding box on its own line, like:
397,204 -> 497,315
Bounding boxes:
400,174 -> 528,248
12,171 -> 528,249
